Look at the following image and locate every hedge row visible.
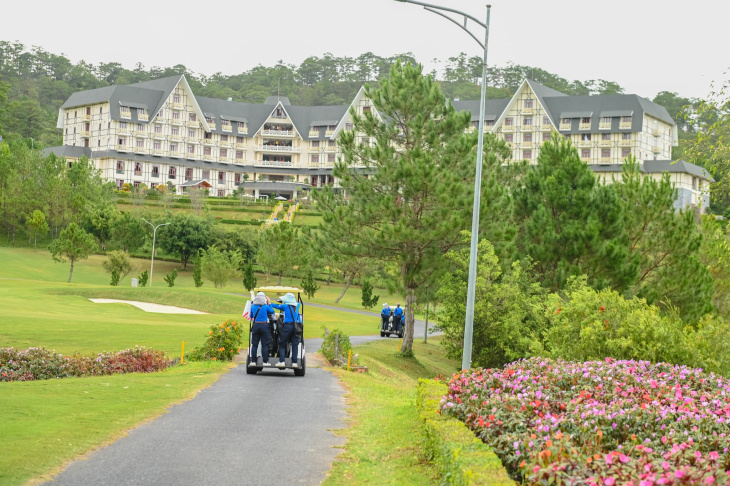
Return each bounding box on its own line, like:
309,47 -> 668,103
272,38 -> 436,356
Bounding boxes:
219,219 -> 264,226
416,379 -> 514,486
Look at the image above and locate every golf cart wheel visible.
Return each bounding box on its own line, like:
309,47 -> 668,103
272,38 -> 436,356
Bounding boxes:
385,332 -> 390,337
246,355 -> 257,375
294,356 -> 306,377
380,331 -> 385,337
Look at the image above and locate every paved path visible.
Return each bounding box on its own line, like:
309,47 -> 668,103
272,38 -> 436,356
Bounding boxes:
44,303 -> 440,485
88,299 -> 209,314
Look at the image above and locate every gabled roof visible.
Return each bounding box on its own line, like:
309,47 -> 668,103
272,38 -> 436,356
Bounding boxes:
132,75 -> 184,119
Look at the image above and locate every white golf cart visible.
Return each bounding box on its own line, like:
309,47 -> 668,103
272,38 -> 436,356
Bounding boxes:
380,305 -> 404,338
245,286 -> 306,376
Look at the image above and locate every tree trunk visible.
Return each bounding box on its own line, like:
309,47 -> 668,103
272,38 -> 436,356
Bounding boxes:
334,273 -> 354,303
34,234 -> 37,252
277,272 -> 282,285
423,299 -> 430,343
68,258 -> 75,283
327,269 -> 332,286
401,286 -> 416,355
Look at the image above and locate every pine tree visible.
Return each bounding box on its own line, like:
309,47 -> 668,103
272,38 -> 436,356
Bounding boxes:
48,222 -> 97,283
360,279 -> 379,309
242,261 -> 257,292
300,270 -> 320,299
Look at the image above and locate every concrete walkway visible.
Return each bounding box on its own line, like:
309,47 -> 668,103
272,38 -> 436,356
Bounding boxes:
88,298 -> 209,314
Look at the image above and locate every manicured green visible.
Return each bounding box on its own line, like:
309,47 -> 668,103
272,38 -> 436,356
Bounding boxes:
323,337 -> 460,486
0,361 -> 229,486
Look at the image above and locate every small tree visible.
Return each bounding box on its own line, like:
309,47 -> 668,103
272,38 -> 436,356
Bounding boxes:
26,209 -> 48,251
361,279 -> 379,309
164,269 -> 178,287
200,246 -> 243,289
301,270 -> 320,299
102,250 -> 134,286
110,270 -> 120,286
242,261 -> 257,292
49,222 -> 98,283
192,256 -> 203,288
138,270 -> 149,287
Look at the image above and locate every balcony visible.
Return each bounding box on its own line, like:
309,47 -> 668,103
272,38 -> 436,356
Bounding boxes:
578,140 -> 592,147
118,128 -> 131,136
559,122 -> 571,131
256,160 -> 293,167
221,124 -> 232,133
599,122 -> 612,130
170,151 -> 183,158
325,129 -> 335,137
521,142 -> 533,149
219,141 -> 232,149
81,113 -> 92,121
262,129 -> 293,137
202,138 -> 216,146
187,120 -> 200,128
187,138 -> 199,145
219,157 -> 231,163
235,143 -> 247,150
237,126 -> 248,135
137,113 -> 149,121
120,111 -> 131,119
619,139 -> 633,147
652,145 -> 662,153
580,154 -> 590,161
170,135 -> 183,143
80,130 -> 90,138
152,133 -> 165,141
134,147 -> 147,155
619,121 -> 632,129
308,130 -> 319,138
154,118 -> 166,124
151,172 -> 160,179
202,154 -> 215,161
308,146 -> 321,153
502,125 -> 514,132
541,124 -> 554,131
325,145 -> 338,152
599,140 -> 612,146
134,170 -> 142,177
135,131 -> 148,138
255,144 -> 298,152
652,128 -> 663,136
599,157 -> 612,164
117,144 -> 130,152
152,149 -> 165,156
170,102 -> 184,110
171,119 -> 184,126
579,122 -> 591,131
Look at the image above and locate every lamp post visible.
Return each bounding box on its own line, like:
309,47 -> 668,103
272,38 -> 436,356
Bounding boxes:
395,0 -> 491,371
141,218 -> 169,287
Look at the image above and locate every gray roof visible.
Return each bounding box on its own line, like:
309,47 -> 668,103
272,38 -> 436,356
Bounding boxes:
43,145 -> 91,159
451,98 -> 510,122
589,159 -> 714,182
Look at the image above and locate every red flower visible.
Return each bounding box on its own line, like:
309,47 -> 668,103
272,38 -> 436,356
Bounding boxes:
599,306 -> 605,312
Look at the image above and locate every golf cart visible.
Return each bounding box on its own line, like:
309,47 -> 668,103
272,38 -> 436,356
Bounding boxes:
380,305 -> 404,338
245,286 -> 306,376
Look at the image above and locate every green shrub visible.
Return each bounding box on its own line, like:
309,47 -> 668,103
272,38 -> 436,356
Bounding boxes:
187,320 -> 244,362
192,259 -> 203,288
416,379 -> 513,486
137,270 -> 148,287
320,328 -> 351,364
110,269 -> 120,286
164,269 -> 178,287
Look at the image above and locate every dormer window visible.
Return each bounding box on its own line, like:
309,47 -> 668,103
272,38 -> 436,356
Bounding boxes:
504,117 -> 513,126
120,106 -> 131,118
205,117 -> 213,124
524,99 -> 533,109
581,117 -> 591,125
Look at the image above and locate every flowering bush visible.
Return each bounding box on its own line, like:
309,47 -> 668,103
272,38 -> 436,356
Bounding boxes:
0,346 -> 171,382
187,320 -> 244,362
442,357 -> 730,484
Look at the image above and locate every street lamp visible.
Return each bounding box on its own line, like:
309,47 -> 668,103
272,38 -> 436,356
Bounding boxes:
395,0 -> 491,371
141,218 -> 169,287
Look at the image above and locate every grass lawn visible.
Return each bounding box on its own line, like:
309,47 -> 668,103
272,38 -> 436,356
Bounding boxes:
323,337 -> 459,486
0,361 -> 229,486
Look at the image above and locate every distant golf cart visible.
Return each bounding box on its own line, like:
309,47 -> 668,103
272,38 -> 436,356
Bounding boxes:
245,286 -> 306,376
380,305 -> 404,338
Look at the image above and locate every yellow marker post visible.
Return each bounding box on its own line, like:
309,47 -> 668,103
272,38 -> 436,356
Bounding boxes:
347,349 -> 352,371
181,341 -> 185,365
399,339 -> 402,352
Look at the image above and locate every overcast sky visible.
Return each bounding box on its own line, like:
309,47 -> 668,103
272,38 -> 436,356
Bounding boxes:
4,0 -> 727,100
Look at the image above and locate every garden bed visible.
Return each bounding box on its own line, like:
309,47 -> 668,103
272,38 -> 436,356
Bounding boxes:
443,357 -> 730,484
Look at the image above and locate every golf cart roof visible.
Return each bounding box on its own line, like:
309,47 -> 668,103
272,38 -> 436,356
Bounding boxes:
257,286 -> 302,293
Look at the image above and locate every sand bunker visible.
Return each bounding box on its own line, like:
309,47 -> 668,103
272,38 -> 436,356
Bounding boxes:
89,298 -> 208,314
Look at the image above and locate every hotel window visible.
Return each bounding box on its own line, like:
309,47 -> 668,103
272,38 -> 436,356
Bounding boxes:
581,134 -> 591,141
328,154 -> 336,163
154,125 -> 162,134
220,149 -> 228,158
523,117 -> 533,126
621,148 -> 631,158
621,116 -> 632,124
116,161 -> 124,173
238,122 -> 246,132
185,168 -> 193,180
543,116 -> 550,126
158,110 -> 164,118
189,113 -> 196,121
169,144 -> 177,153
505,134 -> 513,143
218,190 -> 225,197
485,120 -> 495,127
117,137 -> 126,146
137,123 -> 143,130
169,167 -> 176,179
311,154 -> 319,164
204,132 -> 212,139
136,139 -> 144,148
202,170 -> 210,179
622,133 -> 632,140
120,122 -> 128,129
151,165 -> 160,177
173,95 -> 181,103
173,111 -> 180,120
221,119 -> 231,128
523,133 -> 532,142
312,140 -> 320,148
602,133 -> 611,140
542,132 -> 551,142
221,134 -> 228,142
504,117 -> 513,126
601,149 -> 611,158
188,145 -> 194,154
204,147 -> 211,156
581,149 -> 590,158
345,123 -> 353,130
171,127 -> 179,136
524,99 -> 533,109
188,129 -> 195,138
138,108 -> 147,118
236,136 -> 245,144
133,181 -> 140,188
522,150 -> 532,160
581,117 -> 591,125
205,117 -> 213,124
562,118 -> 571,125
218,172 -> 225,183
275,108 -> 284,117
235,173 -> 242,184
153,141 -> 161,150
134,162 -> 142,175
236,150 -> 243,160
120,106 -> 131,118
328,140 -> 336,147
362,106 -> 371,113
600,117 -> 611,125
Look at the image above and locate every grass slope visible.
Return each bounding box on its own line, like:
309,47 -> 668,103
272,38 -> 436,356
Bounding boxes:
323,337 -> 459,485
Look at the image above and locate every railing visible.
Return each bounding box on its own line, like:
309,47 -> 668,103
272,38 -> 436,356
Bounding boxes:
170,135 -> 183,143
170,151 -> 183,158
262,129 -> 293,136
324,145 -> 338,152
599,140 -> 612,146
152,149 -> 165,156
134,147 -> 147,154
521,107 -> 534,115
154,118 -> 166,124
135,131 -> 148,138
255,145 -> 298,152
171,119 -> 184,126
257,160 -> 293,167
116,169 -> 124,174
152,133 -> 165,140
219,142 -> 232,148
502,125 -> 514,132
619,139 -> 633,146
652,128 -> 663,136
579,122 -> 591,131
619,121 -> 632,129
188,138 -> 199,145
137,113 -> 149,121
578,140 -> 592,147
81,130 -> 90,138
151,172 -> 160,178
120,111 -> 131,119
599,158 -> 612,164
579,153 -> 590,160
117,144 -> 130,152
652,145 -> 661,153
202,154 -> 215,161
235,143 -> 247,149
308,131 -> 319,137
521,142 -> 533,149
599,122 -> 612,130
237,126 -> 248,134
559,123 -> 571,131
219,157 -> 230,163
170,102 -> 184,110
187,121 -> 200,128
202,139 -> 216,146
325,130 -> 335,136
81,114 -> 92,121
134,171 -> 142,176
221,124 -> 232,132
308,147 -> 321,153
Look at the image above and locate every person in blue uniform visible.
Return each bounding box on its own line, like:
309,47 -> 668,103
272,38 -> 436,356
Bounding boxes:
393,303 -> 404,332
248,291 -> 275,367
381,303 -> 391,331
271,292 -> 303,368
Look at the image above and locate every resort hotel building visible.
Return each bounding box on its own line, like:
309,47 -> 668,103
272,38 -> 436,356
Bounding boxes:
46,74 -> 712,211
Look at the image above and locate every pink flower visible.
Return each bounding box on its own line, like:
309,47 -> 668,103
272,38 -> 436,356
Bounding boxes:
662,461 -> 670,470
705,477 -> 715,485
675,471 -> 685,479
619,453 -> 629,463
709,451 -> 719,460
694,451 -> 702,459
604,478 -> 615,486
650,380 -> 658,388
605,454 -> 613,465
